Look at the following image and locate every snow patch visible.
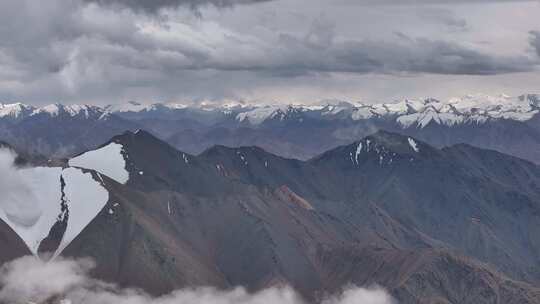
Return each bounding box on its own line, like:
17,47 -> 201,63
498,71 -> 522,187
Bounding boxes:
0,150 -> 108,257
69,143 -> 129,184
96,173 -> 105,185
53,168 -> 108,257
354,142 -> 363,164
408,138 -> 419,152
182,153 -> 189,164
237,152 -> 248,165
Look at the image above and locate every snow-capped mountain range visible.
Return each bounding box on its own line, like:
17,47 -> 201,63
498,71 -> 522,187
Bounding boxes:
2,93 -> 539,127
233,94 -> 540,127
1,93 -> 540,164
0,103 -> 108,121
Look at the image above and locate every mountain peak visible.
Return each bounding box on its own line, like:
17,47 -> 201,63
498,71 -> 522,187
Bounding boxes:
202,144 -> 271,159
110,129 -> 200,164
359,131 -> 430,156
110,129 -> 163,147
312,131 -> 436,167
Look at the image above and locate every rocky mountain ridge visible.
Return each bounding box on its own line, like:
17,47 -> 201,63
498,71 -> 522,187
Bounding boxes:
2,130 -> 539,303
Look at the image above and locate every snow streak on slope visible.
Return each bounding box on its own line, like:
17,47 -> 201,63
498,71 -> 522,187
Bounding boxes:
408,138 -> 419,152
0,149 -> 109,257
69,142 -> 129,184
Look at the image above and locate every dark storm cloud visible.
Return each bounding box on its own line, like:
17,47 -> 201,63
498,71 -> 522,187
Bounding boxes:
266,28 -> 536,76
340,0 -> 537,4
82,0 -> 536,14
531,31 -> 540,57
5,1 -> 529,88
0,0 -> 538,104
416,8 -> 469,32
85,28 -> 533,77
84,0 -> 273,13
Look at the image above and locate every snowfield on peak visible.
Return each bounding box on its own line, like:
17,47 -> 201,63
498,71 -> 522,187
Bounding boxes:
104,101 -> 188,114
0,149 -> 108,257
105,101 -> 149,113
235,105 -> 290,125
0,103 -> 34,119
69,142 -> 129,184
31,104 -> 104,118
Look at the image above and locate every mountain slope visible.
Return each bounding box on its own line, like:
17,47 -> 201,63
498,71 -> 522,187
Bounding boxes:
310,131 -> 540,282
2,130 -> 540,303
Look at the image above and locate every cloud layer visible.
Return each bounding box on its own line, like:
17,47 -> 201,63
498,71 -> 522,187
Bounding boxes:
85,0 -> 272,13
0,256 -> 395,304
0,149 -> 41,227
0,0 -> 539,104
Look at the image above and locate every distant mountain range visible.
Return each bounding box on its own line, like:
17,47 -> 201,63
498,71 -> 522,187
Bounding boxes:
1,130 -> 540,303
1,94 -> 539,164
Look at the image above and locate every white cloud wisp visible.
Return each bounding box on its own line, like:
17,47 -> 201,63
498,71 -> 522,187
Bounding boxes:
0,255 -> 396,304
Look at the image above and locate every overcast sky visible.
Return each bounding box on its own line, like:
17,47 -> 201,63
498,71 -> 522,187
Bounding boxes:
0,0 -> 539,105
